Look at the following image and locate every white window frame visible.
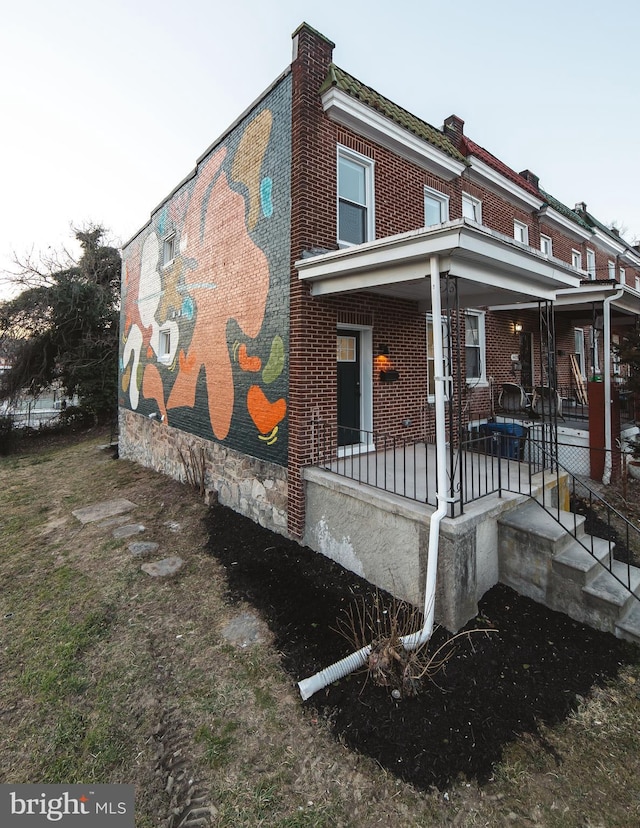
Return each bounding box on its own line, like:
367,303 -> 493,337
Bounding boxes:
163,233 -> 176,267
608,260 -> 616,280
635,276 -> 640,292
571,249 -> 582,270
619,267 -> 626,285
586,248 -> 596,279
465,310 -> 487,386
514,220 -> 529,245
574,328 -> 586,379
540,234 -> 553,257
462,193 -> 482,224
424,185 -> 449,227
337,145 -> 375,247
426,314 -> 450,402
159,328 -> 172,363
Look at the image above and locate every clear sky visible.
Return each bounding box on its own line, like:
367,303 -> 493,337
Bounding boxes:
1,0 -> 638,297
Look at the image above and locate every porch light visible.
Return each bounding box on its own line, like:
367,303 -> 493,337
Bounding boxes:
375,345 -> 399,382
514,322 -> 523,333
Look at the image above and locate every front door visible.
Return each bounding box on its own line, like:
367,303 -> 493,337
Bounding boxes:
337,330 -> 360,446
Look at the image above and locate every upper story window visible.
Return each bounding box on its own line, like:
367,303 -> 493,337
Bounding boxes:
635,276 -> 640,292
424,186 -> 449,227
571,249 -> 582,270
465,310 -> 486,385
163,233 -> 176,267
159,328 -> 172,363
540,234 -> 553,256
462,193 -> 482,223
586,249 -> 596,279
608,260 -> 616,280
620,267 -> 626,285
514,220 -> 529,245
337,146 -> 375,246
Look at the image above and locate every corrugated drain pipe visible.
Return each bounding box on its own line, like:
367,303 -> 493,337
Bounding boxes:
298,256 -> 449,700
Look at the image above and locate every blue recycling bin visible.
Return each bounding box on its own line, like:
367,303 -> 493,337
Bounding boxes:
482,422 -> 527,460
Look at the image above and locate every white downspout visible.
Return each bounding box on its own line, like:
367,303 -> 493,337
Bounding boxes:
298,256 -> 449,701
602,289 -> 624,485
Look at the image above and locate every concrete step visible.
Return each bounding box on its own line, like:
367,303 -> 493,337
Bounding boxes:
616,600 -> 640,645
499,500 -> 585,554
553,537 -> 613,587
581,562 -> 640,633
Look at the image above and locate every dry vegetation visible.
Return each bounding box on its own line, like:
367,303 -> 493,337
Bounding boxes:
1,429 -> 640,826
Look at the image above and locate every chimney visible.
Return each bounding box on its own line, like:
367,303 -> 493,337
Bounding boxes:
575,202 -> 588,214
519,169 -> 540,190
443,115 -> 465,149
292,22 -> 335,65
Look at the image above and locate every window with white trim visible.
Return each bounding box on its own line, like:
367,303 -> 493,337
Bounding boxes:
586,249 -> 596,279
159,328 -> 172,362
571,249 -> 582,270
620,267 -> 626,285
337,146 -> 374,246
465,310 -> 486,384
163,233 -> 176,266
426,314 -> 450,402
574,328 -> 586,378
608,260 -> 616,280
514,220 -> 529,245
635,276 -> 640,291
424,186 -> 449,227
540,234 -> 553,256
462,193 -> 482,223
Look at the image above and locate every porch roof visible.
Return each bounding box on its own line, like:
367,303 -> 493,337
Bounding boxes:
491,281 -> 640,323
295,219 -> 582,309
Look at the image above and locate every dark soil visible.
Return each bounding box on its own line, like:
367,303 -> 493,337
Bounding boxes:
205,503 -> 639,792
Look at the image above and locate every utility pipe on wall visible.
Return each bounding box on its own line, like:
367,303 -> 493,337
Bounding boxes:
602,289 -> 624,485
298,255 -> 450,701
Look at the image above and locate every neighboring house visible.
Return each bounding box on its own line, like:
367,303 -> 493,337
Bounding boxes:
119,23 -> 640,633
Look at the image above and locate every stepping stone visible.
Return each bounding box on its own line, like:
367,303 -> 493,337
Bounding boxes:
221,611 -> 267,648
113,523 -> 145,539
72,498 -> 136,524
97,515 -> 132,530
128,541 -> 160,558
141,557 -> 184,577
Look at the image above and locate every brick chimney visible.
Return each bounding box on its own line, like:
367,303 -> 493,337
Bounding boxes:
291,22 -> 334,65
519,169 -> 540,190
443,115 -> 465,149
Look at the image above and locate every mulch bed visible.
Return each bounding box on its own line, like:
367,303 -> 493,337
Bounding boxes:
205,503 -> 639,791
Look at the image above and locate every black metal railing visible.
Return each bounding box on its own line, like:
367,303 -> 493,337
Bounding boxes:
310,419 -> 545,517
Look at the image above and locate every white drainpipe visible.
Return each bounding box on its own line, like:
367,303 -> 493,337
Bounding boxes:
298,256 -> 449,701
602,289 -> 624,485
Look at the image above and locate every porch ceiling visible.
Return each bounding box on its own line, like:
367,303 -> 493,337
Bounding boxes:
296,219 -> 582,309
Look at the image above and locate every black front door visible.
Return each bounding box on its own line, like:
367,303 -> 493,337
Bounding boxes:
337,330 -> 360,446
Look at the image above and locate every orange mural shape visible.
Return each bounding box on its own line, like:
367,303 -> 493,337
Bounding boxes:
238,344 -> 262,372
247,385 -> 286,436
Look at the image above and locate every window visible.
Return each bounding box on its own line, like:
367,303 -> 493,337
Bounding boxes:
462,193 -> 482,223
571,249 -> 582,270
338,146 -> 374,246
424,186 -> 449,227
608,260 -> 616,280
586,249 -> 596,279
426,315 -> 450,401
465,310 -> 486,384
336,334 -> 357,362
163,233 -> 176,266
540,234 -> 553,256
574,328 -> 586,378
620,267 -> 626,285
514,220 -> 529,245
159,328 -> 172,362
635,276 -> 640,292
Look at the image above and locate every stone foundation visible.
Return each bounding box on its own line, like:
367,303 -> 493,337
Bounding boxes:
118,409 -> 288,535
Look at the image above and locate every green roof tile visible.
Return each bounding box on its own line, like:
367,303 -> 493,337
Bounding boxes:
320,64 -> 466,164
540,189 -> 592,232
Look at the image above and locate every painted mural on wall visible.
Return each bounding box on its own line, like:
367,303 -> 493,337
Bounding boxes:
120,78 -> 291,465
